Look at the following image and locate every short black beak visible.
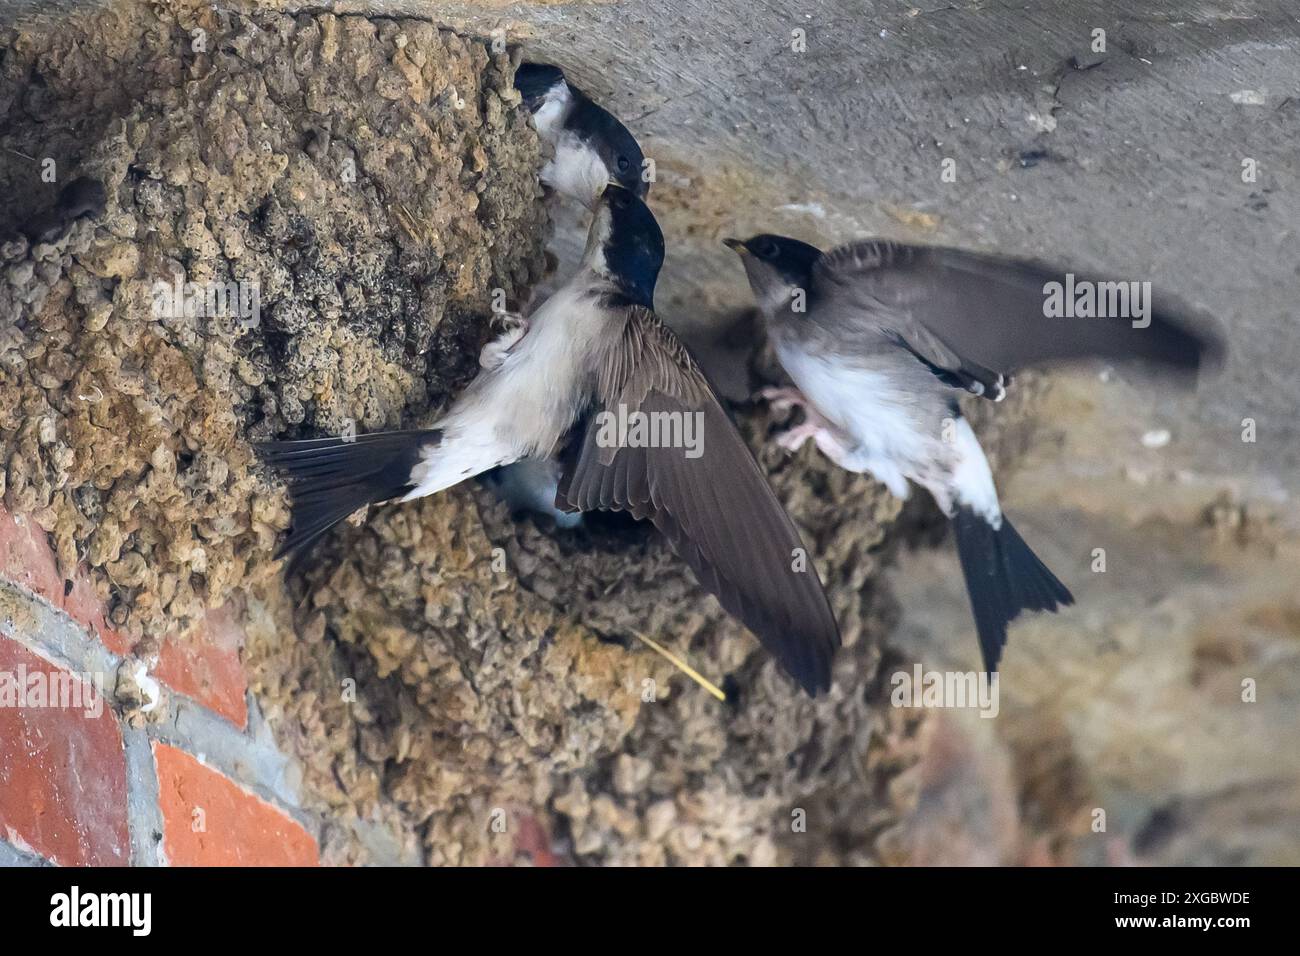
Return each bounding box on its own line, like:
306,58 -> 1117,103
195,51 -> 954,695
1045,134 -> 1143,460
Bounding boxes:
723,237 -> 748,254
606,178 -> 649,201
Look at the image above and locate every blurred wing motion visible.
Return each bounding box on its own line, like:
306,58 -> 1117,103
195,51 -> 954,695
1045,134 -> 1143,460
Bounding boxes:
558,306 -> 841,693
815,240 -> 1224,392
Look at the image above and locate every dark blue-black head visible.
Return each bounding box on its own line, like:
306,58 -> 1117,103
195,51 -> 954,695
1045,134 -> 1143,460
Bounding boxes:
589,183 -> 664,309
566,94 -> 649,199
724,234 -> 823,315
514,62 -> 567,110
514,61 -> 648,201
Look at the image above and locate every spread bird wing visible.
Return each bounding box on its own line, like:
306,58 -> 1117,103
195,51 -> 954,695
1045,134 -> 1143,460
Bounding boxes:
557,305 -> 840,693
814,240 -> 1223,396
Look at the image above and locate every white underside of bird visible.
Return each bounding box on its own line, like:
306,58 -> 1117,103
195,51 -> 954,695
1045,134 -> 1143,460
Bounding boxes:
402,274 -> 612,501
772,336 -> 1003,528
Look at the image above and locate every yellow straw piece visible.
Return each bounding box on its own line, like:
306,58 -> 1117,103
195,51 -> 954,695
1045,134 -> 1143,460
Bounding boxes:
630,632 -> 726,702
390,203 -> 437,246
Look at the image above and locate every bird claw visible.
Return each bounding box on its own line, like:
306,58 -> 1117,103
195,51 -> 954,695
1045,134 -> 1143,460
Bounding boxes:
481,312 -> 529,370
758,385 -> 808,414
775,421 -> 819,452
772,416 -> 862,471
760,385 -> 862,467
774,420 -> 858,469
812,428 -> 858,467
490,310 -> 528,338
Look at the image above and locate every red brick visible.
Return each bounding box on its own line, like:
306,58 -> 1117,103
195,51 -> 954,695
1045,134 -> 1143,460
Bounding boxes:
0,635 -> 129,865
61,572 -> 132,657
0,508 -> 130,656
155,604 -> 248,729
154,743 -> 318,866
513,812 -> 563,867
0,508 -> 63,609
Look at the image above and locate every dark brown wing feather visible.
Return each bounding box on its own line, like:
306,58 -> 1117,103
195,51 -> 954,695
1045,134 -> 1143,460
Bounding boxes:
557,306 -> 840,694
814,240 -> 1223,384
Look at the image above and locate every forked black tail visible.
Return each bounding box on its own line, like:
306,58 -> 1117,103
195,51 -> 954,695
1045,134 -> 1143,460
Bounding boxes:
256,430 -> 441,559
951,508 -> 1074,671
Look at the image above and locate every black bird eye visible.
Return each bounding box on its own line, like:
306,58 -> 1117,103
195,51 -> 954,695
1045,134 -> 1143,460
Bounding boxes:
616,155 -> 631,172
757,240 -> 780,260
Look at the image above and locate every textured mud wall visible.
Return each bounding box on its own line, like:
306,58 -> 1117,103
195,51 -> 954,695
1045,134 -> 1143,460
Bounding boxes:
0,3 -> 547,653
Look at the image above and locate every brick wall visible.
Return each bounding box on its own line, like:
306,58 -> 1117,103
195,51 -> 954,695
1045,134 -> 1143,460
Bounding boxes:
0,505 -> 319,866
